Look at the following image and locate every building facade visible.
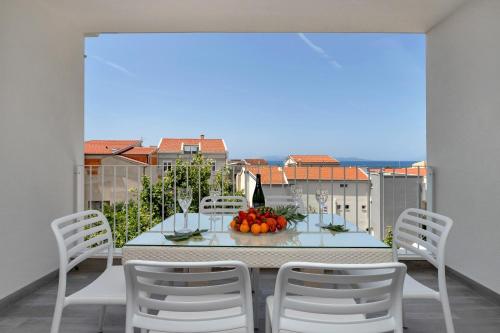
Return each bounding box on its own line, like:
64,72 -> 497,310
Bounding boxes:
237,165 -> 371,231
157,135 -> 228,172
84,140 -> 158,209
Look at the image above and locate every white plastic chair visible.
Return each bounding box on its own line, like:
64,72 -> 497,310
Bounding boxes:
393,208 -> 455,333
124,260 -> 254,333
50,210 -> 125,333
266,262 -> 407,333
199,195 -> 248,214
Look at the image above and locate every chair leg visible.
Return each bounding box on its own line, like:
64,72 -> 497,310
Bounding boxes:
402,301 -> 408,329
50,301 -> 64,333
97,305 -> 106,332
441,298 -> 455,333
265,309 -> 271,333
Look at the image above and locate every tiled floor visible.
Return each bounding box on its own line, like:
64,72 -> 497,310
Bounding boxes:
1,263 -> 499,332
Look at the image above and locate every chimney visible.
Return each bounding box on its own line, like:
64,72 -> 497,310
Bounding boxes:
200,134 -> 205,140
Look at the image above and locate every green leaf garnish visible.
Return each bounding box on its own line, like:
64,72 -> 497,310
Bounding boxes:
321,223 -> 349,233
164,228 -> 208,242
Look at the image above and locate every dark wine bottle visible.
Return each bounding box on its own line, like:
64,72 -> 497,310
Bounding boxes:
252,173 -> 265,208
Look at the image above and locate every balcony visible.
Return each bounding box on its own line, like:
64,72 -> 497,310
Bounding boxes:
2,1 -> 500,333
80,161 -> 430,250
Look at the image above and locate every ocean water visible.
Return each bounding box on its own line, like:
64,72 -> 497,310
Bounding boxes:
268,160 -> 417,168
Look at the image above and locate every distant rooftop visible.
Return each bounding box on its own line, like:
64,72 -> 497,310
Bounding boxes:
246,166 -> 287,185
122,146 -> 157,155
158,136 -> 227,154
369,167 -> 427,177
244,158 -> 268,166
287,154 -> 340,165
285,166 -> 368,181
84,140 -> 141,155
245,165 -> 368,185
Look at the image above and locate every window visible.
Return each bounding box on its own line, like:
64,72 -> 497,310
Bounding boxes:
183,145 -> 199,154
362,204 -> 367,210
344,204 -> 350,210
211,162 -> 216,172
340,183 -> 348,188
163,160 -> 172,171
336,204 -> 342,210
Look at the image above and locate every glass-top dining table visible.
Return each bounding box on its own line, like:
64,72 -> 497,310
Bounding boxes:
122,213 -> 392,267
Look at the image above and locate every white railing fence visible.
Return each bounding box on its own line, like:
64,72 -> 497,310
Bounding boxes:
76,161 -> 432,248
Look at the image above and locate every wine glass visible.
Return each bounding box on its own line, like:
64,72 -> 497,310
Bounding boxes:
315,189 -> 329,227
290,185 -> 303,210
208,181 -> 221,223
177,186 -> 193,233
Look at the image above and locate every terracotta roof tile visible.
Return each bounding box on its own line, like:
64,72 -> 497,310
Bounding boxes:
244,159 -> 268,165
122,147 -> 157,155
246,166 -> 288,185
289,155 -> 339,164
245,166 -> 368,184
158,138 -> 226,153
84,140 -> 141,155
285,166 -> 368,181
370,167 -> 427,176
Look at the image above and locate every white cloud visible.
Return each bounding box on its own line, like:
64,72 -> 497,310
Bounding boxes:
297,33 -> 342,69
88,55 -> 136,77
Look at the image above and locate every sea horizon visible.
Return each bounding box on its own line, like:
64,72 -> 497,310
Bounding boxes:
266,160 -> 418,168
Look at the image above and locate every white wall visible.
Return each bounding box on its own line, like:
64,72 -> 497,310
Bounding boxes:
0,1 -> 83,300
427,0 -> 500,293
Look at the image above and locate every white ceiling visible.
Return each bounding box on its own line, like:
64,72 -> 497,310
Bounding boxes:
39,0 -> 469,34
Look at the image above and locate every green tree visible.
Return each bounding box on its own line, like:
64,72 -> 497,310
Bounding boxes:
384,226 -> 393,247
102,154 -> 242,247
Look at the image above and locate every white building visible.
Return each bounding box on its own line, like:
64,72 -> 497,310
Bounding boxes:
237,165 -> 371,231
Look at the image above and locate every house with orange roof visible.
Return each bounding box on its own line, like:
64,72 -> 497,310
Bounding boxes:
237,164 -> 371,230
284,154 -> 340,167
83,140 -> 158,209
157,135 -> 227,172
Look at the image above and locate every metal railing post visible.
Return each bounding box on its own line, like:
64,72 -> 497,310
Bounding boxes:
76,165 -> 84,212
89,165 -> 93,210
427,166 -> 434,212
113,166 -> 116,246
125,166 -> 129,243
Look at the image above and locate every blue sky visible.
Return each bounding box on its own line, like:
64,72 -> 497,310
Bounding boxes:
85,33 -> 426,160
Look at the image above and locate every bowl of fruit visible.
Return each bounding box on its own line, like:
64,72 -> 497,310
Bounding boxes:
229,206 -> 306,235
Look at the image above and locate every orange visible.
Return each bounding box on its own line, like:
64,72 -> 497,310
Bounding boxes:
230,220 -> 236,230
239,224 -> 250,233
251,224 -> 261,235
260,223 -> 269,233
241,219 -> 249,225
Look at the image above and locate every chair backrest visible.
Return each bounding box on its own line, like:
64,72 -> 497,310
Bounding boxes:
265,195 -> 296,208
393,208 -> 453,270
199,196 -> 248,214
272,262 -> 406,333
124,260 -> 254,333
51,210 -> 114,275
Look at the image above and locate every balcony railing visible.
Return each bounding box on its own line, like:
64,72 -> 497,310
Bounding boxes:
76,160 -> 431,249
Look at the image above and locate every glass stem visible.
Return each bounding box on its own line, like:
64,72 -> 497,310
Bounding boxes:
319,205 -> 323,224
184,211 -> 188,230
